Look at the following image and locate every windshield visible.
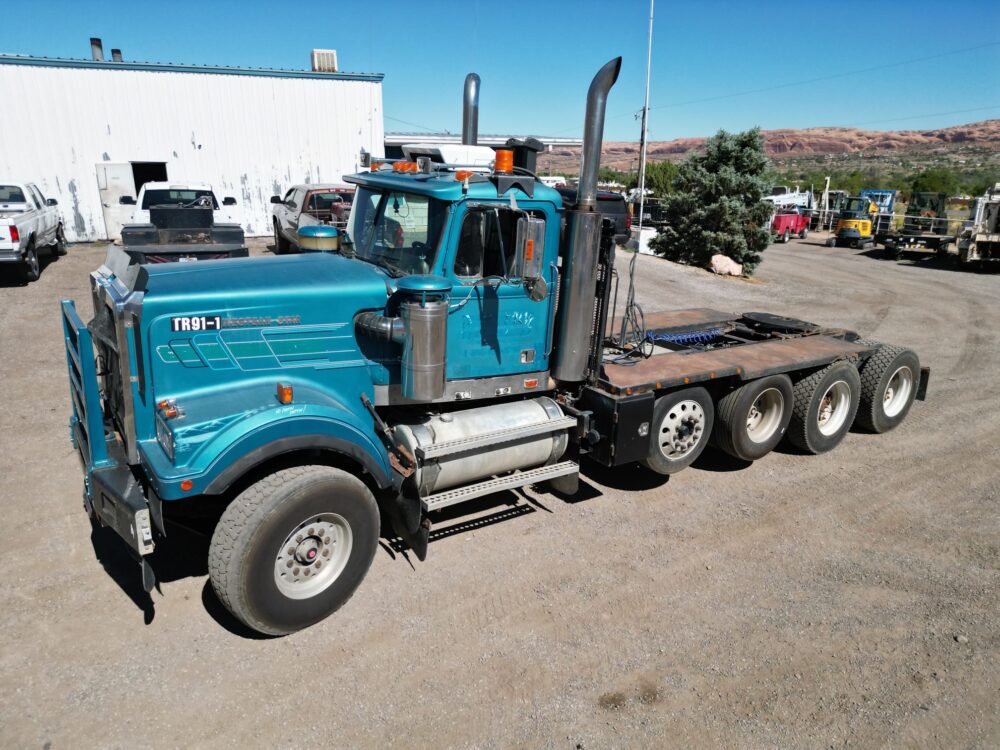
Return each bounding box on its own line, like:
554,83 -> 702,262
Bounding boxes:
0,185 -> 27,203
142,189 -> 218,210
845,198 -> 869,212
347,187 -> 448,276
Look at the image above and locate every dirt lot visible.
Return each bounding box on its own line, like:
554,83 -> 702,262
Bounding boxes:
1,235 -> 998,748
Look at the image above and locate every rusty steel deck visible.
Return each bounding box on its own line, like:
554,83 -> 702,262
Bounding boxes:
601,309 -> 871,394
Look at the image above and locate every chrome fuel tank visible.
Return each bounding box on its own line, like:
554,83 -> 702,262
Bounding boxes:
394,397 -> 568,496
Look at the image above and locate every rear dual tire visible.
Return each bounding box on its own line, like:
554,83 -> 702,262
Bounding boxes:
787,362 -> 861,454
713,374 -> 793,462
642,387 -> 714,475
855,344 -> 919,433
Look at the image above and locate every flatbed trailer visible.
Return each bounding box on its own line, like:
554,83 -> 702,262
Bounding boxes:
880,231 -> 954,260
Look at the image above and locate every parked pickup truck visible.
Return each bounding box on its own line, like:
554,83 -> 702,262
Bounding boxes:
121,182 -> 240,227
270,184 -> 355,253
119,204 -> 248,264
771,209 -> 810,243
0,181 -> 65,283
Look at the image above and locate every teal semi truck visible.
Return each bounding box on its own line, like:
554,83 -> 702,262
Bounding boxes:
62,59 -> 929,635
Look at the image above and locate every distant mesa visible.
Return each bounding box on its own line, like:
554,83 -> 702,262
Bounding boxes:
537,119 -> 1000,174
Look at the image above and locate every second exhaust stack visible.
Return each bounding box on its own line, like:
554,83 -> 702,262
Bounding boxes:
552,57 -> 622,383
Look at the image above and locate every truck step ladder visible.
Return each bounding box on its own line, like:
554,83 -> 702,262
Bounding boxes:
415,416 -> 577,460
422,460 -> 579,512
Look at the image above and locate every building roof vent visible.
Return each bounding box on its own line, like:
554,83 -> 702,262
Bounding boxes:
310,49 -> 338,73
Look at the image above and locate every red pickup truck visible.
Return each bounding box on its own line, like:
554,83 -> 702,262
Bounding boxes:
771,210 -> 810,243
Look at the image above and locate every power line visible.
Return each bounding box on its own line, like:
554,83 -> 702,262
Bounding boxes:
546,40 -> 1000,136
839,104 -> 1000,128
384,115 -> 448,133
647,41 -> 1000,112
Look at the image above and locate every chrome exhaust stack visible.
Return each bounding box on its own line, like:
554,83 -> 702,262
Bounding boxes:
552,57 -> 622,383
462,73 -> 480,146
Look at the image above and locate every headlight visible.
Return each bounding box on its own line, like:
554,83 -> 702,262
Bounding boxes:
155,412 -> 175,461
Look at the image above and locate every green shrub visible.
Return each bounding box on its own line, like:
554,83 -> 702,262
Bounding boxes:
649,128 -> 772,275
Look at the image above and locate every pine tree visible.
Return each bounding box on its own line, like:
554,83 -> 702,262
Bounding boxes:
648,128 -> 772,275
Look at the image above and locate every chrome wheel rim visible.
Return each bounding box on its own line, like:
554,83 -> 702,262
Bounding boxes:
746,388 -> 784,443
817,380 -> 852,436
657,399 -> 706,460
274,512 -> 352,600
883,366 -> 913,418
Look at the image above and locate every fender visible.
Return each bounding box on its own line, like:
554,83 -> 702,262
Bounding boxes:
203,431 -> 392,495
142,413 -> 392,500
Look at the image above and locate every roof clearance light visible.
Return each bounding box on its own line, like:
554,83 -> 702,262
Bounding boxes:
494,149 -> 514,175
393,161 -> 419,173
276,383 -> 293,405
454,170 -> 474,182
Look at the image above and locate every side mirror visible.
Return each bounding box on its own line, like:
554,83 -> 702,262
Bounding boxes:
119,196 -> 136,205
45,198 -> 58,206
270,195 -> 282,204
514,216 -> 545,281
222,196 -> 237,206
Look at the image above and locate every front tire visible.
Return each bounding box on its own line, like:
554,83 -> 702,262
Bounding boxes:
641,387 -> 714,475
713,375 -> 793,461
19,242 -> 40,283
208,465 -> 380,636
825,237 -> 836,248
787,361 -> 861,454
273,220 -> 290,255
855,345 -> 919,433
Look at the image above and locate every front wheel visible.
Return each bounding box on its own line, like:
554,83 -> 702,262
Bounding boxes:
713,374 -> 793,462
208,465 -> 380,636
787,361 -> 861,454
641,387 -> 714,475
273,220 -> 290,254
825,237 -> 836,248
19,242 -> 40,283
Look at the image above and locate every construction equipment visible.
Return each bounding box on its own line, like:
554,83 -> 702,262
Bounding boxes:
825,196 -> 879,248
880,191 -> 954,260
958,182 -> 1000,264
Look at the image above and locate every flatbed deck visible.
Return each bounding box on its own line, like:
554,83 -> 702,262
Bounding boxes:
600,308 -> 873,395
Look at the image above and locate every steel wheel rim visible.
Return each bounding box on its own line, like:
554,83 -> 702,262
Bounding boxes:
746,388 -> 784,443
658,399 -> 705,460
882,366 -> 913,417
274,512 -> 352,600
816,380 -> 852,436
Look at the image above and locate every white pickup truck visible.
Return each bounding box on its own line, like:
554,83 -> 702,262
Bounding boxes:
121,182 -> 240,226
0,182 -> 65,283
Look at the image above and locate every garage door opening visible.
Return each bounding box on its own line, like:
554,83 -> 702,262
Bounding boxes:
130,162 -> 168,193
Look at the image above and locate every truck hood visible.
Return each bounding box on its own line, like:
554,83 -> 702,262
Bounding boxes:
136,252 -> 392,303
134,252 -> 394,347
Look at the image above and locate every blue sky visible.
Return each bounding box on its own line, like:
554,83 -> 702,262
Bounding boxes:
3,0 -> 998,141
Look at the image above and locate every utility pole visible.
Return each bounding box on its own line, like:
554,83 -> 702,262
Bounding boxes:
635,0 -> 654,241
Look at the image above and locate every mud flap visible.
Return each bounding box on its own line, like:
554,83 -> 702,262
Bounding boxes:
917,367 -> 930,401
387,494 -> 430,562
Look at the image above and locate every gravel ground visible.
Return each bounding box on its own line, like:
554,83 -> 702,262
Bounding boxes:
0,235 -> 998,748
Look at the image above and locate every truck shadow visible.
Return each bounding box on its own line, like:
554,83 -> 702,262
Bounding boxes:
0,252 -> 59,287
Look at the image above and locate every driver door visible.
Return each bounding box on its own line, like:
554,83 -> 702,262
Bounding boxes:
445,204 -> 553,381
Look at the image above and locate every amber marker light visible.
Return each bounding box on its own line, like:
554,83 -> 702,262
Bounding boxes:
276,383 -> 294,404
454,169 -> 474,182
523,378 -> 539,389
180,479 -> 194,492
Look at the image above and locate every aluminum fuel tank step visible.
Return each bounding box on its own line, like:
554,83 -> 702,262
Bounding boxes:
422,461 -> 579,512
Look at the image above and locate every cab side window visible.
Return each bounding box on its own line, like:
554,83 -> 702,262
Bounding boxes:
453,208 -> 522,279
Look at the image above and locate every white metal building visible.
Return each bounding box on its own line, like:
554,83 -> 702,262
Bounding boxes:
0,51 -> 384,241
